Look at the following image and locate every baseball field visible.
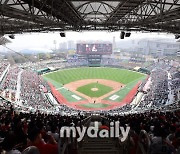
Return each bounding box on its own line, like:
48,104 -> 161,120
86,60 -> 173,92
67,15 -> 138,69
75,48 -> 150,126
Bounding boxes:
43,67 -> 146,111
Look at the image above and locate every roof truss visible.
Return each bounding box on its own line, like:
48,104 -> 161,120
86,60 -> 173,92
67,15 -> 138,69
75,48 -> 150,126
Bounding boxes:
0,0 -> 179,34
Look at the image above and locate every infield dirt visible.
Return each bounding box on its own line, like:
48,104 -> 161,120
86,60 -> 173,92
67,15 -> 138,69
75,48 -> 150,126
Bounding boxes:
64,79 -> 125,103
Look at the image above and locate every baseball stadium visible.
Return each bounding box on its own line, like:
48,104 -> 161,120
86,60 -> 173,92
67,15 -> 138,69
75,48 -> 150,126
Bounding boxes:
0,0 -> 180,154
43,67 -> 146,111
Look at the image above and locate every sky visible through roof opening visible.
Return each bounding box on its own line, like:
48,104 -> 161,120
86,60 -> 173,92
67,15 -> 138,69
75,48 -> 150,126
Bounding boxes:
0,31 -> 177,52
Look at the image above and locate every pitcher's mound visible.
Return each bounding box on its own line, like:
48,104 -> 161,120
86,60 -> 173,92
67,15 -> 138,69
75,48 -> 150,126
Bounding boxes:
91,88 -> 99,91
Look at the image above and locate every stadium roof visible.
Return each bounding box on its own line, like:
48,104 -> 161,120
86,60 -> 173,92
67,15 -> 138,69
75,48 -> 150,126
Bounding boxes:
0,0 -> 180,34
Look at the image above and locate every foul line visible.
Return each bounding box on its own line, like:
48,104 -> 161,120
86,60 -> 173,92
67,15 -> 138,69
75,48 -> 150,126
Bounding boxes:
56,87 -> 68,90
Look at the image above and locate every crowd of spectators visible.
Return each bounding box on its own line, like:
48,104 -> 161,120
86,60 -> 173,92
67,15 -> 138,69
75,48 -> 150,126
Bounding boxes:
135,60 -> 180,112
107,110 -> 180,154
171,71 -> 180,91
21,59 -> 88,72
0,95 -> 179,154
1,67 -> 21,91
20,70 -> 54,111
0,96 -> 87,154
0,62 -> 9,78
138,68 -> 168,109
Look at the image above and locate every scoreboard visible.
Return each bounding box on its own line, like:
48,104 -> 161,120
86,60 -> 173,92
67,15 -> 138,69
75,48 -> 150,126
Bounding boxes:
77,43 -> 112,55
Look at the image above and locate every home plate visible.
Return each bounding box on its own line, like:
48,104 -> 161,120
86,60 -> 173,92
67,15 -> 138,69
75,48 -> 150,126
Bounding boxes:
72,95 -> 81,100
109,95 -> 119,100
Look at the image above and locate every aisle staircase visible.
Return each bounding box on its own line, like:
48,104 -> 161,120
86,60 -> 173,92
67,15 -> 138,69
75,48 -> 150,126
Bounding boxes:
79,136 -> 119,154
62,116 -> 130,154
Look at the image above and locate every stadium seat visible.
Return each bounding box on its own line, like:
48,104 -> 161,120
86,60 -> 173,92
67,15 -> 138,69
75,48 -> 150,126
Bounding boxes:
22,146 -> 40,154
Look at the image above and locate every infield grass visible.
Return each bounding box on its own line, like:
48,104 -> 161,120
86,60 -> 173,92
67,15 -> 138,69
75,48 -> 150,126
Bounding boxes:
77,83 -> 113,97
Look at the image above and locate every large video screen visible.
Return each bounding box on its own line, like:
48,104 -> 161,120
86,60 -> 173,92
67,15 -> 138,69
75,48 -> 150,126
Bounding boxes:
77,43 -> 112,55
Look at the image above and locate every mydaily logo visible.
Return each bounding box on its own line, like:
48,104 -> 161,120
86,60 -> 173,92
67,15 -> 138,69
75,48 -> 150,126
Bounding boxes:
60,121 -> 130,142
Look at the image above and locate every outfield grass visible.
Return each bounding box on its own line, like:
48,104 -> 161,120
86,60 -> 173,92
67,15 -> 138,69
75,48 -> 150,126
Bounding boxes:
43,67 -> 145,85
77,83 -> 113,97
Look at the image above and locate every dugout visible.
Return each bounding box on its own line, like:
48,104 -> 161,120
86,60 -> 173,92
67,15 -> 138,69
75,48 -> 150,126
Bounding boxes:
134,67 -> 150,75
36,68 -> 51,75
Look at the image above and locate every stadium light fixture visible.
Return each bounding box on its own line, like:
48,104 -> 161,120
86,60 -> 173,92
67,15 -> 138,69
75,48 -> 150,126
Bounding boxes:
125,32 -> 131,37
120,31 -> 125,39
9,34 -> 15,39
175,34 -> 180,39
60,32 -> 66,37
